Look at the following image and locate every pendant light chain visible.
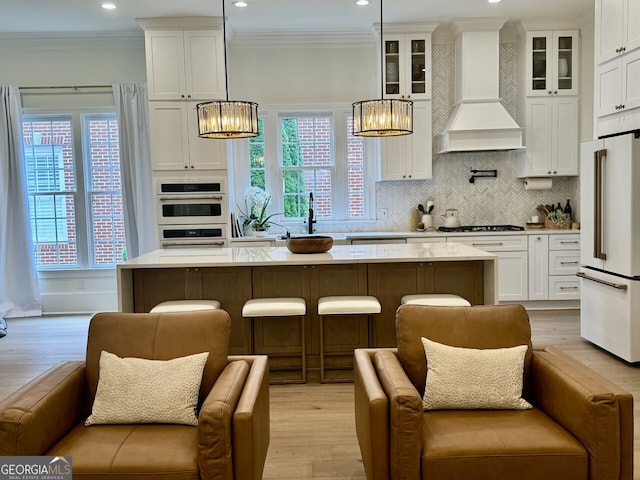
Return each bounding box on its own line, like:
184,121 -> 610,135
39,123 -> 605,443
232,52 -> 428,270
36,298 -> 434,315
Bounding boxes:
379,0 -> 384,100
222,0 -> 230,102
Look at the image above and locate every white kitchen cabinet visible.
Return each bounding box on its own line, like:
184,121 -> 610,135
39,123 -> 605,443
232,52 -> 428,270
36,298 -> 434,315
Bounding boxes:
144,29 -> 225,101
380,25 -> 437,101
378,101 -> 432,180
595,0 -> 640,65
447,235 -> 528,302
406,237 -> 446,244
229,239 -> 275,247
528,235 -> 549,301
594,0 -> 640,136
350,238 -> 407,245
528,233 -> 580,301
525,31 -> 579,97
595,48 -> 640,119
518,96 -> 579,177
549,232 -> 580,300
149,101 -> 227,171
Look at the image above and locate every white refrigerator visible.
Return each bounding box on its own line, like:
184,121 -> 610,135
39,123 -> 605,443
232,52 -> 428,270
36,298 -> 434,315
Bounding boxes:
579,132 -> 640,362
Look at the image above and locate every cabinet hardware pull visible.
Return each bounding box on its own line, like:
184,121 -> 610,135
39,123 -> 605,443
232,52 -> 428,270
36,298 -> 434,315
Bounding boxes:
593,149 -> 608,260
161,240 -> 225,247
559,286 -> 579,290
576,272 -> 627,290
560,261 -> 579,265
560,240 -> 579,244
471,242 -> 504,247
159,195 -> 223,201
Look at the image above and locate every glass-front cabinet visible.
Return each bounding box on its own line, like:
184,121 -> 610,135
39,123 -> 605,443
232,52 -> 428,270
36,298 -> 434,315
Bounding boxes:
526,31 -> 579,96
382,32 -> 433,101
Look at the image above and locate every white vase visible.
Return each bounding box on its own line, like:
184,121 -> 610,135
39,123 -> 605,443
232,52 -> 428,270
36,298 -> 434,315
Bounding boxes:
558,58 -> 569,78
253,230 -> 266,237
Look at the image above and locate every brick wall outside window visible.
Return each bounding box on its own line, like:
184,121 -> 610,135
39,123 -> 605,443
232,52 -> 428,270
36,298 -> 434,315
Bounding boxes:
22,113 -> 123,269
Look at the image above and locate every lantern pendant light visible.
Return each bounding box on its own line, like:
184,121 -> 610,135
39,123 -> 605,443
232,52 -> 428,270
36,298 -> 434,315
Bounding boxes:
197,0 -> 259,138
352,0 -> 413,137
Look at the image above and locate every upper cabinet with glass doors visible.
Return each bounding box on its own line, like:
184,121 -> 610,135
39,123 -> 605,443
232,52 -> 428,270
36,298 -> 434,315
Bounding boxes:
526,31 -> 579,97
379,24 -> 438,101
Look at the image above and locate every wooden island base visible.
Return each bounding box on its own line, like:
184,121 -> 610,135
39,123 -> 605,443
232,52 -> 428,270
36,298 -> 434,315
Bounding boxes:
118,243 -> 497,382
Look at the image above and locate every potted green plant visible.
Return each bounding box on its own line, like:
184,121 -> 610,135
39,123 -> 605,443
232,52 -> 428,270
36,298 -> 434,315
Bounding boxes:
239,187 -> 282,236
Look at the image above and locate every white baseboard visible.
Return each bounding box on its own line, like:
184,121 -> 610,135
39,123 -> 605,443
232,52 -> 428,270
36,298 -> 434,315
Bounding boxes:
38,269 -> 118,314
41,291 -> 118,315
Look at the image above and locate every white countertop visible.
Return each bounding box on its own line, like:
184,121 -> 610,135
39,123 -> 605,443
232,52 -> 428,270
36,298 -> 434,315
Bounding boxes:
119,242 -> 498,269
232,228 -> 579,243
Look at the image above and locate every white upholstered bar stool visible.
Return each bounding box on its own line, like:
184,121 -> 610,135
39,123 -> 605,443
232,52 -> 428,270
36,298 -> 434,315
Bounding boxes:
317,295 -> 381,383
242,297 -> 307,383
150,299 -> 221,313
400,294 -> 471,307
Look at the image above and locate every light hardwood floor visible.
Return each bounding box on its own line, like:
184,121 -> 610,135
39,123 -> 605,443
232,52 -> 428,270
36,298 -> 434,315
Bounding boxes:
0,310 -> 638,479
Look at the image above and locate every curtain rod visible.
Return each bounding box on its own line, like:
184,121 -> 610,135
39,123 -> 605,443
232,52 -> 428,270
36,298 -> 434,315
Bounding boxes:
19,84 -> 112,91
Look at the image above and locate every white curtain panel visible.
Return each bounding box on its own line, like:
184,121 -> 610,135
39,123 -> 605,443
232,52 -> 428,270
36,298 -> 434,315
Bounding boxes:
0,86 -> 42,318
113,84 -> 156,259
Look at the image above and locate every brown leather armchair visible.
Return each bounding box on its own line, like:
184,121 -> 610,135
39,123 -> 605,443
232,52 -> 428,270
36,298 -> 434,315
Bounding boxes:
354,304 -> 633,480
0,310 -> 270,480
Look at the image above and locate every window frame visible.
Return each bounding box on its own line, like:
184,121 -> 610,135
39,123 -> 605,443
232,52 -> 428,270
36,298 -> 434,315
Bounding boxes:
81,112 -> 125,269
232,104 -> 377,227
278,111 -> 335,220
22,107 -> 122,270
24,142 -> 71,244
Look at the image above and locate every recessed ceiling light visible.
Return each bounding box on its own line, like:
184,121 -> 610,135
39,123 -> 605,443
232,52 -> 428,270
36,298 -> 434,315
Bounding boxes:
356,0 -> 370,5
233,1 -> 248,7
101,2 -> 116,9
488,0 -> 502,3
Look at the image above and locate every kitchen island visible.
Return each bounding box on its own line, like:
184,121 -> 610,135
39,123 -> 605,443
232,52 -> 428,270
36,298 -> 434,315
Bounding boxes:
117,242 -> 497,381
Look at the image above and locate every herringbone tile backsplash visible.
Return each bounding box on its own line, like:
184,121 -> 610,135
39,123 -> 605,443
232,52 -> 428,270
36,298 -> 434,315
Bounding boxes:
331,42 -> 579,233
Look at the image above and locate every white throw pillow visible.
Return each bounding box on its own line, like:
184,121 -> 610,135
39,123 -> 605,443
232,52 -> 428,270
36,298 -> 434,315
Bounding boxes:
421,337 -> 532,411
86,350 -> 209,426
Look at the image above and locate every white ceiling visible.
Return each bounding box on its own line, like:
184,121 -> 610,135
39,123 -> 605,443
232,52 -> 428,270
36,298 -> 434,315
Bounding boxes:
0,0 -> 593,35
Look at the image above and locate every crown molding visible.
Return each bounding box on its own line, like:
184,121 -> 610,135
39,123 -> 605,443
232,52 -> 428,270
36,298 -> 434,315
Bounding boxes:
517,17 -> 583,31
136,16 -> 223,31
372,22 -> 440,35
229,29 -> 375,48
0,31 -> 143,48
576,9 -> 595,31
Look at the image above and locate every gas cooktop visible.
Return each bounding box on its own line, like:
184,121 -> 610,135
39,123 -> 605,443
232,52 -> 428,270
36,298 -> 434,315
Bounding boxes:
438,225 -> 525,233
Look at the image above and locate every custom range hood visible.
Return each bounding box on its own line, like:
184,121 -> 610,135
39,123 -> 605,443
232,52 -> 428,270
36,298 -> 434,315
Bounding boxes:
438,18 -> 524,153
